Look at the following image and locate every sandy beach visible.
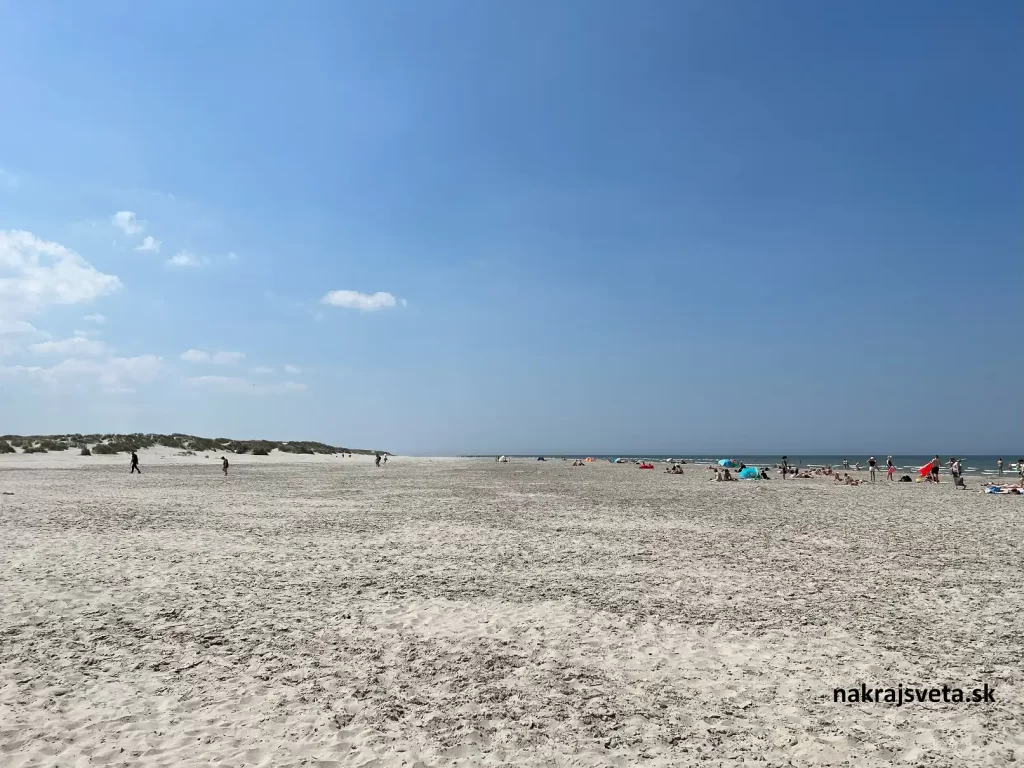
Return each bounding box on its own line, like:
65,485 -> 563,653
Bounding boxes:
1,452 -> 1021,767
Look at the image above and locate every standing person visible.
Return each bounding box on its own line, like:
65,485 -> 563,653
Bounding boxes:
868,457 -> 877,482
780,456 -> 789,479
221,456 -> 229,476
886,456 -> 895,481
383,454 -> 387,464
950,457 -> 961,485
997,458 -> 1003,476
375,453 -> 381,468
129,451 -> 141,474
931,456 -> 941,483
1018,459 -> 1024,484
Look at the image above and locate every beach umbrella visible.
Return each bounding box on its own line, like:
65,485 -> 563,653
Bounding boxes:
718,459 -> 735,468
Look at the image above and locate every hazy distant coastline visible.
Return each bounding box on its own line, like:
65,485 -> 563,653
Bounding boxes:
0,433 -> 388,457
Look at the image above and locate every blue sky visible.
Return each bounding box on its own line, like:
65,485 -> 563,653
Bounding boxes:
1,0 -> 1021,455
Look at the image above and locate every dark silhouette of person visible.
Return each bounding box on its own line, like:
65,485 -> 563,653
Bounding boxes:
375,453 -> 381,468
383,454 -> 388,464
130,451 -> 141,474
221,456 -> 229,475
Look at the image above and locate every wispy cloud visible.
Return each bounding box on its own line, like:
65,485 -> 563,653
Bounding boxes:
251,365 -> 274,375
227,251 -> 240,261
166,250 -> 203,268
186,375 -> 307,395
29,336 -> 108,357
284,363 -> 301,375
112,211 -> 145,236
321,290 -> 403,311
180,349 -> 245,365
84,313 -> 107,324
0,319 -> 50,356
1,354 -> 166,394
136,235 -> 161,253
0,230 -> 122,319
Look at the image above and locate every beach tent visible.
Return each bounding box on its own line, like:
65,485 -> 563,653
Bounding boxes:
739,467 -> 759,479
584,457 -> 595,463
498,455 -> 508,462
718,459 -> 736,468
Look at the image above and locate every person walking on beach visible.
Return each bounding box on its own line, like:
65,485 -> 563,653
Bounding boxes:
375,453 -> 381,468
383,454 -> 387,464
221,456 -> 229,476
997,458 -> 1003,476
129,451 -> 141,474
868,456 -> 877,482
931,456 -> 941,483
886,456 -> 895,481
950,457 -> 962,486
780,456 -> 789,479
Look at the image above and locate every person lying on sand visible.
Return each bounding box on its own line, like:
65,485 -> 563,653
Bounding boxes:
665,464 -> 684,475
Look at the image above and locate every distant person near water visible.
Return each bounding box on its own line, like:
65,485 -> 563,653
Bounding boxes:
222,456 -> 229,475
931,456 -> 941,482
886,456 -> 895,480
868,457 -> 877,482
997,457 -> 1003,476
130,451 -> 141,474
780,456 -> 788,479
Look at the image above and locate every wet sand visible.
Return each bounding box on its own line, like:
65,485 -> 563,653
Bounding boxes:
1,454 -> 1021,766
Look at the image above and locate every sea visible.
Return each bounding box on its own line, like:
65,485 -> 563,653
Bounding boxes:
475,455 -> 1022,476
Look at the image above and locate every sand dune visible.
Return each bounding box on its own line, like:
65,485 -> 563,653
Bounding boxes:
1,457 -> 1021,766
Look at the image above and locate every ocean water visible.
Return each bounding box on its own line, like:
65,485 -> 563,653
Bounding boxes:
483,455 -> 1022,475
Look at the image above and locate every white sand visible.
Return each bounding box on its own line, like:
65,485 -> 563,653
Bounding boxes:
1,454 -> 1021,766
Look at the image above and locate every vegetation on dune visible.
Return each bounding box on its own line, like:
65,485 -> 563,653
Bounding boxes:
0,433 -> 387,456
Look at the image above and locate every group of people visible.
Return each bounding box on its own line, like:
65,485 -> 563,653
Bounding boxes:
665,463 -> 685,475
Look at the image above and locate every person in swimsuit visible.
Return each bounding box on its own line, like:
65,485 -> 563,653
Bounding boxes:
997,458 -> 1004,476
868,457 -> 877,482
886,456 -> 895,480
931,456 -> 941,482
130,451 -> 141,474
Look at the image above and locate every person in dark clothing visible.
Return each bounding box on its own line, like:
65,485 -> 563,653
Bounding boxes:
375,453 -> 381,468
780,456 -> 789,479
221,456 -> 229,475
130,451 -> 141,474
383,454 -> 387,464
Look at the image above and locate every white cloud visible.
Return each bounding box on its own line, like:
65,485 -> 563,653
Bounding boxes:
136,235 -> 161,253
251,366 -> 274,375
180,348 -> 209,362
167,250 -> 203,268
227,251 -> 239,261
30,336 -> 108,357
321,290 -> 402,311
84,313 -> 106,324
180,349 -> 245,365
112,211 -> 144,236
186,375 -> 307,395
0,230 -> 122,319
284,364 -> 301,375
0,319 -> 50,356
1,354 -> 166,393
